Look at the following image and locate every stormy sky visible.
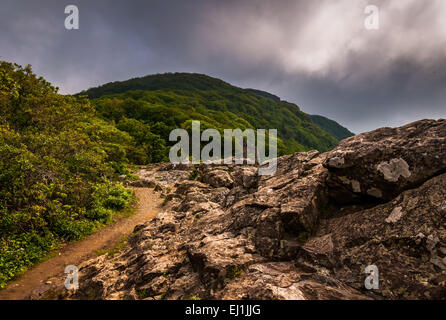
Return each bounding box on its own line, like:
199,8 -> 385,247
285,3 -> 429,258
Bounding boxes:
1,0 -> 445,133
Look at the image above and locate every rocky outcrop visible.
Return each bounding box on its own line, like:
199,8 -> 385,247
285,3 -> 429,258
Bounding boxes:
311,172 -> 446,299
38,119 -> 446,300
324,119 -> 446,202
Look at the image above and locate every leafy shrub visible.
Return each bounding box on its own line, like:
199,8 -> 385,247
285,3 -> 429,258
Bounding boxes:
91,182 -> 134,211
85,207 -> 113,224
0,232 -> 55,287
0,62 -> 135,288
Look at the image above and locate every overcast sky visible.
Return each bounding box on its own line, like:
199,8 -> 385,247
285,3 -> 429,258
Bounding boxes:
1,0 -> 445,133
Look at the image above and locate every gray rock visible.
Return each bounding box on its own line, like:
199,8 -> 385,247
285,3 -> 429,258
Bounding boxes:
324,119 -> 446,201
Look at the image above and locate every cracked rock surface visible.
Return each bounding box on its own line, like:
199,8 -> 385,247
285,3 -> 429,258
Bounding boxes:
39,119 -> 446,300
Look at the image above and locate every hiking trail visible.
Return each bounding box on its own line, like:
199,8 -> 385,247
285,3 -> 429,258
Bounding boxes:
0,187 -> 162,300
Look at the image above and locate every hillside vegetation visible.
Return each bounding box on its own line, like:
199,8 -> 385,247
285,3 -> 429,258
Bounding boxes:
310,115 -> 354,141
0,62 -> 135,287
0,64 -> 353,288
79,73 -> 348,160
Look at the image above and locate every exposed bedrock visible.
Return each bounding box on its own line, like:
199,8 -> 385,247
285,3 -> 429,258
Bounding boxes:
324,119 -> 446,202
37,119 -> 446,300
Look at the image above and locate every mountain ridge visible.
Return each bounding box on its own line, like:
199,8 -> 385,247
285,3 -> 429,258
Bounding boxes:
310,114 -> 355,140
79,72 -> 354,158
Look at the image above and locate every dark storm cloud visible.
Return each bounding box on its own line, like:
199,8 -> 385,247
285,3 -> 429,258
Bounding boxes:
0,0 -> 445,133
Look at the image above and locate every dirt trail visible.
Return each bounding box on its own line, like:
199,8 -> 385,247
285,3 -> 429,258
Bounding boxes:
0,187 -> 162,300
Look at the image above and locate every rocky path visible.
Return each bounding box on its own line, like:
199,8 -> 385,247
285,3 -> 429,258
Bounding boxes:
40,119 -> 445,300
0,187 -> 162,300
5,119 -> 445,300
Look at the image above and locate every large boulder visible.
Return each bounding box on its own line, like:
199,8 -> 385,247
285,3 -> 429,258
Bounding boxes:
308,172 -> 446,299
201,168 -> 234,188
228,151 -> 329,259
324,119 -> 446,202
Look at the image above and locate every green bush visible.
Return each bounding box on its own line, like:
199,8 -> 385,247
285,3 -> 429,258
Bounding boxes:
0,232 -> 55,287
0,61 -> 136,288
91,182 -> 134,211
48,214 -> 96,241
85,207 -> 113,224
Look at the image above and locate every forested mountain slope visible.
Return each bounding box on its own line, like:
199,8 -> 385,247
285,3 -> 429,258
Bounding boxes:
0,64 -> 353,289
79,73 -> 352,159
310,115 -> 354,141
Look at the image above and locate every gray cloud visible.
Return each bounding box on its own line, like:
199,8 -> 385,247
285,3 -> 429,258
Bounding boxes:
0,0 -> 445,133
